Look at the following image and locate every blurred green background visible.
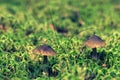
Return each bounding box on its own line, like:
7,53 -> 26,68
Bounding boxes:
0,0 -> 120,80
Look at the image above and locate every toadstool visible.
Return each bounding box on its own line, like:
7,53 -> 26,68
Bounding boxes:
84,35 -> 106,59
33,44 -> 56,64
33,44 -> 56,76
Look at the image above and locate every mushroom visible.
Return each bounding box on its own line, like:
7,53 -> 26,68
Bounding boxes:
84,35 -> 106,59
33,44 -> 56,76
33,44 -> 56,64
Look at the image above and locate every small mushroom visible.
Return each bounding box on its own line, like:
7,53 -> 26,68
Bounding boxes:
84,35 -> 106,59
33,44 -> 56,64
33,44 -> 56,76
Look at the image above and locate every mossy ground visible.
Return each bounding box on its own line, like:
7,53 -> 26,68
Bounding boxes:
0,0 -> 120,80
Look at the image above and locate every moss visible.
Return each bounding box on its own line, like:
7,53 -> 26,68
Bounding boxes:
0,0 -> 120,79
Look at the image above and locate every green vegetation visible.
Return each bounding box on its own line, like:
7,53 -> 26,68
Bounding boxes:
0,0 -> 120,80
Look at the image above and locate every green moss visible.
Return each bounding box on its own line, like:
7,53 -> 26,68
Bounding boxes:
0,0 -> 120,79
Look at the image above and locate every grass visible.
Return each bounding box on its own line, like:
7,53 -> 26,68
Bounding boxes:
0,0 -> 120,80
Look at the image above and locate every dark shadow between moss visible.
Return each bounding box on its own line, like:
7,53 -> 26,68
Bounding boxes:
56,27 -> 68,34
87,50 -> 106,61
85,72 -> 97,80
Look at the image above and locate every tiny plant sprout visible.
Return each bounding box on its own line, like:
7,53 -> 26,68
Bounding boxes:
33,44 -> 56,76
49,24 -> 56,31
102,63 -> 107,68
84,35 -> 106,59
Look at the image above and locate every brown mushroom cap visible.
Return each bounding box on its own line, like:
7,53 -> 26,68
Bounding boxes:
84,35 -> 106,48
33,45 -> 56,56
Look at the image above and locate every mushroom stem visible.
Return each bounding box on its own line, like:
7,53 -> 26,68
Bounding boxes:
92,48 -> 97,54
43,56 -> 48,64
92,48 -> 98,60
43,56 -> 49,76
